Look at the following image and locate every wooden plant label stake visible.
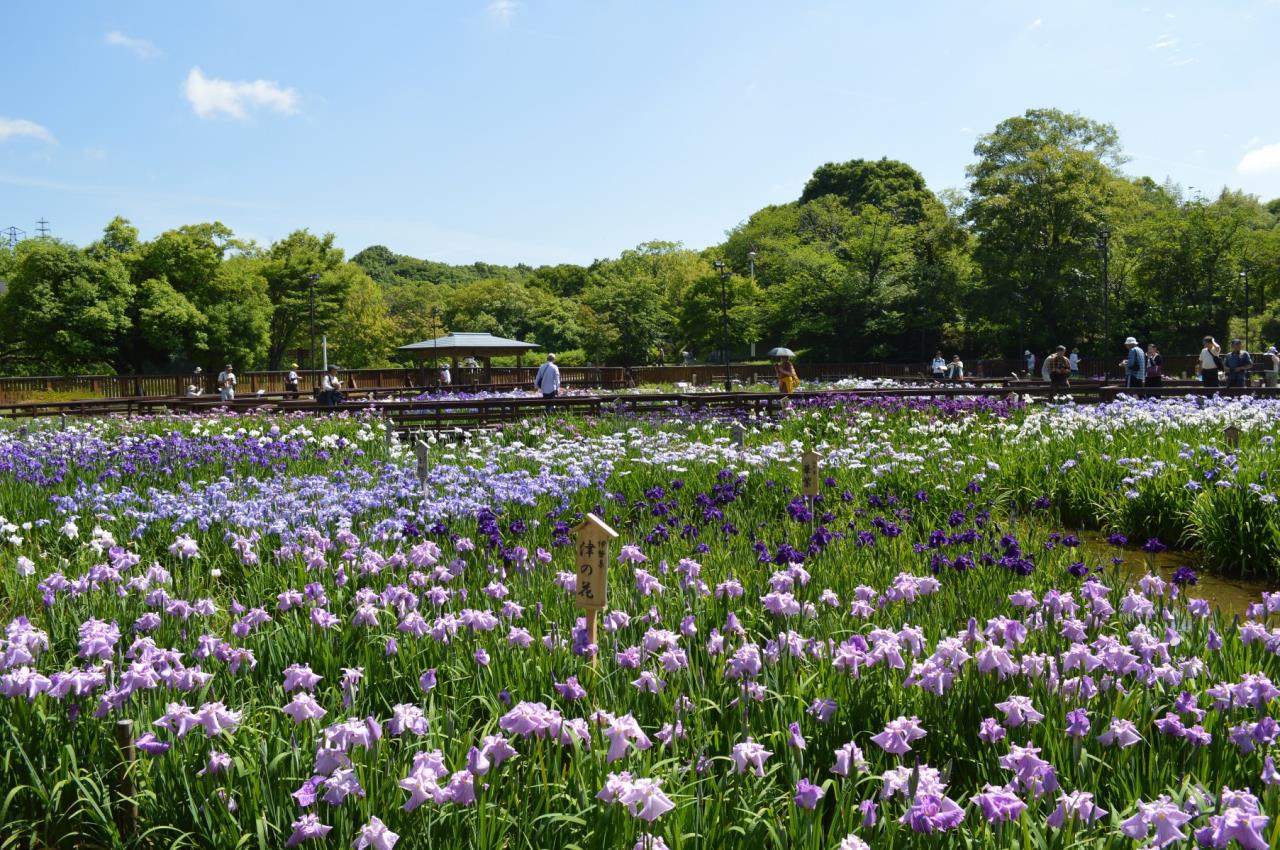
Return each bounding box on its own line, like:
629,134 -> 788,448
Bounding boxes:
730,421 -> 746,448
416,440 -> 430,483
802,449 -> 822,498
572,513 -> 618,668
1224,425 -> 1241,448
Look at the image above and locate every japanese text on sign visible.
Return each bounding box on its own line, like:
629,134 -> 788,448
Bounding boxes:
572,513 -> 618,611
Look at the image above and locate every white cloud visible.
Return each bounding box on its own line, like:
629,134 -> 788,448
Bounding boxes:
183,67 -> 300,120
1238,143 -> 1280,176
488,0 -> 518,24
105,30 -> 160,59
0,118 -> 55,144
83,146 -> 108,161
1026,17 -> 1043,30
1149,34 -> 1178,49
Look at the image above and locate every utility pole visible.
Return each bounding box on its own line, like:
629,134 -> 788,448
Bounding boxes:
35,219 -> 50,238
1241,269 -> 1250,352
1096,228 -> 1111,357
1,226 -> 25,249
713,260 -> 732,392
308,273 -> 320,374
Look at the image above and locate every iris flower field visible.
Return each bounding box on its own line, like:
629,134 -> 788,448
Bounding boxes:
2,394 -> 1279,849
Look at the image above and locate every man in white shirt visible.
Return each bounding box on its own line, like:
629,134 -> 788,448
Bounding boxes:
534,353 -> 561,398
217,363 -> 236,401
285,363 -> 300,399
320,366 -> 343,406
1199,336 -> 1221,387
439,364 -> 451,386
1068,348 -> 1080,376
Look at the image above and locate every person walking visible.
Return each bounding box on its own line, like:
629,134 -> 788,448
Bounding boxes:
774,355 -> 799,395
1264,346 -> 1280,388
1047,345 -> 1072,389
930,351 -> 946,381
439,363 -> 452,387
1024,350 -> 1036,375
1068,348 -> 1081,378
217,363 -> 237,401
1120,337 -> 1146,389
1225,338 -> 1252,388
1199,336 -> 1222,387
1144,344 -> 1163,387
534,353 -> 561,398
285,363 -> 300,400
947,354 -> 964,380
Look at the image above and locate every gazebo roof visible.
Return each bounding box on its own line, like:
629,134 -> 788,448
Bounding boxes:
398,332 -> 540,358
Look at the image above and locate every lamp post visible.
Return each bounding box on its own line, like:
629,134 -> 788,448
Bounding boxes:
1241,270 -> 1250,352
1095,228 -> 1111,357
747,249 -> 757,358
713,260 -> 732,392
430,306 -> 441,388
308,273 -> 320,375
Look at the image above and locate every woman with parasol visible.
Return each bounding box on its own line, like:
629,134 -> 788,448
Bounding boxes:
770,347 -> 799,395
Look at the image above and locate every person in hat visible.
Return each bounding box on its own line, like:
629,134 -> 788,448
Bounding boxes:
217,363 -> 236,401
1069,347 -> 1081,377
774,354 -> 799,395
285,363 -> 300,399
1199,336 -> 1223,387
1024,350 -> 1035,375
1264,345 -> 1280,388
1119,337 -> 1146,389
930,351 -> 946,381
1046,345 -> 1071,389
1225,338 -> 1252,389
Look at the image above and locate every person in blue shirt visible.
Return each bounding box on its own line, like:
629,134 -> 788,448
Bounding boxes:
930,351 -> 946,381
1119,337 -> 1146,388
1225,338 -> 1253,388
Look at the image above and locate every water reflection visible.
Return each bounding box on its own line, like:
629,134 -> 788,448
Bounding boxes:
1079,531 -> 1277,616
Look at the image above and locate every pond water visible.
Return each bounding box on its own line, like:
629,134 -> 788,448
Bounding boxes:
1079,530 -> 1277,616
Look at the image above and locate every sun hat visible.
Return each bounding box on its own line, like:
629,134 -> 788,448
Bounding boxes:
291,362 -> 298,368
1124,337 -> 1138,345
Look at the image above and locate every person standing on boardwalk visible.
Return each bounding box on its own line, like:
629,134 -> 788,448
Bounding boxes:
1144,344 -> 1163,387
1199,336 -> 1222,387
1068,348 -> 1081,377
1225,338 -> 1252,388
1047,345 -> 1071,389
1120,337 -> 1146,389
285,363 -> 300,399
1024,350 -> 1036,375
217,363 -> 236,401
535,353 -> 561,398
774,355 -> 799,395
1264,346 -> 1280,388
930,351 -> 946,381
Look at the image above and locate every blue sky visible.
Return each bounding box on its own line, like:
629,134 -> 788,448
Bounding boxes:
3,1 -> 1279,266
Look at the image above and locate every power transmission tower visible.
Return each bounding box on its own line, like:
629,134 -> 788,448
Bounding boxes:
1,226 -> 25,249
35,218 -> 50,238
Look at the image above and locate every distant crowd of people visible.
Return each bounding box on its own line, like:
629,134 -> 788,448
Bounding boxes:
185,362 -> 349,406
929,336 -> 1280,389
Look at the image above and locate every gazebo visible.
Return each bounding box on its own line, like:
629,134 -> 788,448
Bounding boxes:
398,332 -> 540,386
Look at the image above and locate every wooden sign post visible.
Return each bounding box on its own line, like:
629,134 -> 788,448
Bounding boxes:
415,440 -> 430,483
730,421 -> 746,448
1225,425 -> 1241,448
572,513 -> 618,667
801,449 -> 822,498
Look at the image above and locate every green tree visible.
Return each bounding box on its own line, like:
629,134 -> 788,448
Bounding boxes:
800,158 -> 941,224
0,239 -> 133,373
676,270 -> 762,358
262,230 -> 347,369
965,108 -> 1125,356
329,265 -> 398,368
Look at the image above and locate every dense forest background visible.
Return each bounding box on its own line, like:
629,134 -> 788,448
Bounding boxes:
2,108 -> 1279,375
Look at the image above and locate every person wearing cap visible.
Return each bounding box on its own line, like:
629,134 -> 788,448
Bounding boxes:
1119,337 -> 1146,389
1046,345 -> 1072,389
930,351 -> 946,381
217,363 -> 236,401
285,363 -> 300,399
534,353 -> 561,398
1264,345 -> 1280,388
1225,338 -> 1252,389
320,365 -> 343,406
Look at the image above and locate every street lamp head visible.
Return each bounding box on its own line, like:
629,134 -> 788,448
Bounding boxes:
747,250 -> 757,261
713,260 -> 726,271
1241,270 -> 1248,279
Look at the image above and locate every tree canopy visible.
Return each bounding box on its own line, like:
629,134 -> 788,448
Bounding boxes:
2,106 -> 1277,376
